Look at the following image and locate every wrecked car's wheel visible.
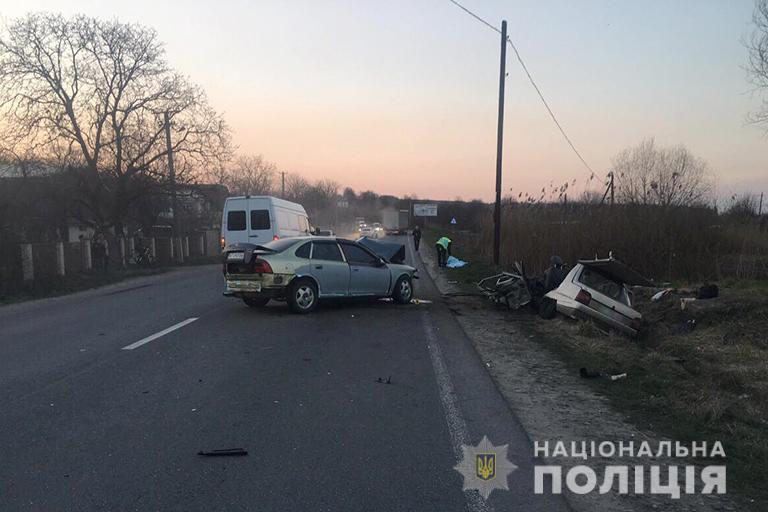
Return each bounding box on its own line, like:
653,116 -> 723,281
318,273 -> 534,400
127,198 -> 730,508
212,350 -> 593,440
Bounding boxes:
393,275 -> 413,304
288,278 -> 318,313
539,297 -> 557,319
243,296 -> 270,308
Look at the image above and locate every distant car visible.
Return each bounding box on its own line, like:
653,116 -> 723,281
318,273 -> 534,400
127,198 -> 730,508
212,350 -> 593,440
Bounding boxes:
360,225 -> 374,237
543,257 -> 650,336
222,236 -> 417,313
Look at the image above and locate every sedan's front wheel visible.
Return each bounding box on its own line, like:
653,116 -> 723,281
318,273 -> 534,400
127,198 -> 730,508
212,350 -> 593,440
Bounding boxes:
288,278 -> 318,313
393,275 -> 413,304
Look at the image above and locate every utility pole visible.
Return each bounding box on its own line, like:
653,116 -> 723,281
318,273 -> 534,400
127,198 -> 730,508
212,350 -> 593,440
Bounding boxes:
609,171 -> 615,205
163,111 -> 177,235
493,20 -> 507,266
281,172 -> 286,198
759,192 -> 764,216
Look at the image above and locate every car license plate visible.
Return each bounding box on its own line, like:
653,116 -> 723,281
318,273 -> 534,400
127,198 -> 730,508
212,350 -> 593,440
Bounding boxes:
227,252 -> 245,261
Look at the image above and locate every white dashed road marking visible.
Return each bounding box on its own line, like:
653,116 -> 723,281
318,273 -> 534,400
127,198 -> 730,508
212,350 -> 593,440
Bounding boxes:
121,317 -> 199,350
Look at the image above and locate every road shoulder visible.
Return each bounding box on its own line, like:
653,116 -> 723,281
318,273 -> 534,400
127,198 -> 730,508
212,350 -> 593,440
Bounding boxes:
413,237 -> 740,512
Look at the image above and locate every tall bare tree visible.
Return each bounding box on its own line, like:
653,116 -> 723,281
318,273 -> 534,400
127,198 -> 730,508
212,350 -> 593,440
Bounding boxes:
747,0 -> 768,125
0,13 -> 231,232
612,138 -> 711,207
214,155 -> 275,196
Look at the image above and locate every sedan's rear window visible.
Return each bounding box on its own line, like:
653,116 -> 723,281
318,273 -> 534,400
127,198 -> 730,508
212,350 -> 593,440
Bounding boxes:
250,210 -> 270,230
227,210 -> 246,231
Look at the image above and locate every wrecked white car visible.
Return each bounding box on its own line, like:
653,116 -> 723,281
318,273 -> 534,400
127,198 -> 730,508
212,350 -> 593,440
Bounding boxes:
543,257 -> 651,336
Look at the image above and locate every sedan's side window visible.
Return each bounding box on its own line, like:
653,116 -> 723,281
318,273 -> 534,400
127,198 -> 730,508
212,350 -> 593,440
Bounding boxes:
341,244 -> 379,266
295,242 -> 311,259
311,242 -> 343,262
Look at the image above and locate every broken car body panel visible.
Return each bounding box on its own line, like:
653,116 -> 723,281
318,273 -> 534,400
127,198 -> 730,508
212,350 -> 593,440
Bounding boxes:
544,257 -> 645,336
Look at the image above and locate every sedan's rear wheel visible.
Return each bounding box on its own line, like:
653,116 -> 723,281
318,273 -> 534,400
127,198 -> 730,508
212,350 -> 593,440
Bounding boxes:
288,278 -> 318,313
393,275 -> 413,304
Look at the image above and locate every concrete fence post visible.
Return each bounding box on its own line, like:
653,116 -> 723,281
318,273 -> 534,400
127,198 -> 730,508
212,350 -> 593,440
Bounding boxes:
128,237 -> 135,263
81,239 -> 92,271
198,234 -> 205,257
176,237 -> 185,264
118,238 -> 126,268
21,243 -> 34,281
150,238 -> 156,259
183,237 -> 190,259
55,242 -> 66,276
169,237 -> 175,260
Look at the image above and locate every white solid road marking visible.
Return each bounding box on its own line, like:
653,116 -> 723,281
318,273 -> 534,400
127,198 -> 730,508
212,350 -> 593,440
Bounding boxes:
121,318 -> 199,350
422,313 -> 492,512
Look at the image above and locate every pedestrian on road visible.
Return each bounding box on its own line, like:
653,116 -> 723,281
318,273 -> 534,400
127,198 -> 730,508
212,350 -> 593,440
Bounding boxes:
412,225 -> 422,251
435,236 -> 452,268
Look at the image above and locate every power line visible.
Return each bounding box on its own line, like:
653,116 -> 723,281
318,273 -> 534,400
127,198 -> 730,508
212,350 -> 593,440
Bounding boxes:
447,0 -> 597,178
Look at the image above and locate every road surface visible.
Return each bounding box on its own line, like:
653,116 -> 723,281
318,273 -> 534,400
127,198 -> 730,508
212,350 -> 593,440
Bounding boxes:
0,237 -> 568,511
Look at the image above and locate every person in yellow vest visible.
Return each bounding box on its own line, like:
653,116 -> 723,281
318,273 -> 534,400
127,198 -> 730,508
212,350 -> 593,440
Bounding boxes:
435,236 -> 452,268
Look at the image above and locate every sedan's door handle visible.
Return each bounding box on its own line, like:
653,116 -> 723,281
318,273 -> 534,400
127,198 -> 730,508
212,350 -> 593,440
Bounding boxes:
314,265 -> 323,269
352,268 -> 360,272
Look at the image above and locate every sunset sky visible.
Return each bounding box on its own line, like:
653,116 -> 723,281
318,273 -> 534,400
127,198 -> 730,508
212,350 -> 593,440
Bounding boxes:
1,0 -> 765,201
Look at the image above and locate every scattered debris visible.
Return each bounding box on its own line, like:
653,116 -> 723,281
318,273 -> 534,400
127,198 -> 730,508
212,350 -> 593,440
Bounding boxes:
477,264 -> 531,310
376,376 -> 393,385
197,448 -> 248,457
410,298 -> 432,304
698,284 -> 719,299
579,368 -> 627,381
651,288 -> 674,301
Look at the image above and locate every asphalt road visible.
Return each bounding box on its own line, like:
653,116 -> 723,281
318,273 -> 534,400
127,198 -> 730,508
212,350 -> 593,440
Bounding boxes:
0,237 -> 569,512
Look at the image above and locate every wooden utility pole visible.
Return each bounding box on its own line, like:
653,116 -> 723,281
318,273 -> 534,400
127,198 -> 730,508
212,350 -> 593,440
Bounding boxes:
163,111 -> 178,235
759,192 -> 764,216
281,172 -> 286,198
493,20 -> 507,266
609,171 -> 615,205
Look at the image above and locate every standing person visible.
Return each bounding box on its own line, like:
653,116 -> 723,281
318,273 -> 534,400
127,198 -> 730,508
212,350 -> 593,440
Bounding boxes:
412,225 -> 422,251
435,235 -> 452,268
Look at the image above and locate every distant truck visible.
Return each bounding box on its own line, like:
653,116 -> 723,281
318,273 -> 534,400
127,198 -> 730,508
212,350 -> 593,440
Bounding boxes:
382,209 -> 409,235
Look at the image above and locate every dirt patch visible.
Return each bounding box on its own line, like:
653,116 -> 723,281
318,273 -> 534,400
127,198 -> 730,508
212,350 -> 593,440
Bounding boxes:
417,235 -> 751,512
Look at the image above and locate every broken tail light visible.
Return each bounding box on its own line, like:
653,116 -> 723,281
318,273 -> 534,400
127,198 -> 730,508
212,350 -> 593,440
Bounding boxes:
252,258 -> 273,274
273,235 -> 280,240
575,289 -> 592,306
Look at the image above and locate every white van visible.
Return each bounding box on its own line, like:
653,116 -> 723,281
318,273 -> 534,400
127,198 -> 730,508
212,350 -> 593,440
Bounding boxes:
221,196 -> 312,248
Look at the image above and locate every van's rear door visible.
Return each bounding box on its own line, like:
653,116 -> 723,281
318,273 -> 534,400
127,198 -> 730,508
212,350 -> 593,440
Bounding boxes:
247,198 -> 274,242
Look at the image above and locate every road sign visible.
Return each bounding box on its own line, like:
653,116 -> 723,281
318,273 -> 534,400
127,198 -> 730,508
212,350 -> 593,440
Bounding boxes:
413,203 -> 438,217
450,217 -> 457,224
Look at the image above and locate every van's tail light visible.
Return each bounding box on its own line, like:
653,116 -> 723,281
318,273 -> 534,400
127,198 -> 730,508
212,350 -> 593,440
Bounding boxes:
575,289 -> 592,305
220,236 -> 226,249
252,258 -> 273,274
273,235 -> 280,240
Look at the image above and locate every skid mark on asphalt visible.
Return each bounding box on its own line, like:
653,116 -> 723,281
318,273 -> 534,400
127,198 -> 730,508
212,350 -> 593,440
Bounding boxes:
422,312 -> 492,512
121,317 -> 199,350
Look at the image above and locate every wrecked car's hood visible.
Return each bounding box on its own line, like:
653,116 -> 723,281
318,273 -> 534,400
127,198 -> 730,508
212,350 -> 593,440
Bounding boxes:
577,257 -> 652,287
356,237 -> 406,264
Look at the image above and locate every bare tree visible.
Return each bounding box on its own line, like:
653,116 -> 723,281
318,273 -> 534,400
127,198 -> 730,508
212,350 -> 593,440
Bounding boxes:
216,155 -> 275,196
0,13 -> 231,231
612,138 -> 711,207
747,0 -> 768,125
